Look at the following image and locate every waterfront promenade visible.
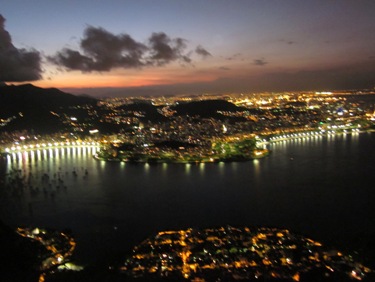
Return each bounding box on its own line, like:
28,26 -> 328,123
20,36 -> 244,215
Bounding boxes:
1,140 -> 100,154
0,127 -> 366,159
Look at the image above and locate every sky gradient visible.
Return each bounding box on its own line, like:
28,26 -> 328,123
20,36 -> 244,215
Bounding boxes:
1,0 -> 375,97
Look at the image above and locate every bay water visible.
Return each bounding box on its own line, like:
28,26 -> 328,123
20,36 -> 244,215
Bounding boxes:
1,132 -> 374,265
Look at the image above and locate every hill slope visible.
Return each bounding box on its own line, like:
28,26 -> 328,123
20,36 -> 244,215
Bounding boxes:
0,84 -> 97,134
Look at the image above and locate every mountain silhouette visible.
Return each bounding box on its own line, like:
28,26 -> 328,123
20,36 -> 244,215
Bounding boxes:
0,84 -> 97,134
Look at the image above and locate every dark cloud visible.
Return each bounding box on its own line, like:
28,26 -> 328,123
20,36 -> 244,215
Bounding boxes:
148,32 -> 190,65
280,39 -> 295,45
49,26 -> 147,71
225,53 -> 241,61
0,14 -> 42,82
82,27 -> 147,69
253,58 -> 268,66
195,45 -> 211,58
50,49 -> 94,72
50,27 -> 195,71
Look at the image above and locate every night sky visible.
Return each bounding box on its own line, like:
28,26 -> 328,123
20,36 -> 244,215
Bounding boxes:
1,0 -> 375,97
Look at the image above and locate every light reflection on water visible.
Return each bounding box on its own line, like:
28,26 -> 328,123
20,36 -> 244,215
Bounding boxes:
185,163 -> 191,174
5,147 -> 99,177
199,162 -> 205,175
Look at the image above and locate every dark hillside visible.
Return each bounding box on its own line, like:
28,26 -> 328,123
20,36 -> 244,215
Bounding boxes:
172,99 -> 248,120
117,102 -> 167,122
0,84 -> 97,133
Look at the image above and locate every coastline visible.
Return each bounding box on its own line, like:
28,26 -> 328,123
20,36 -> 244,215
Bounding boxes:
93,148 -> 270,164
94,127 -> 374,164
2,127 -> 373,163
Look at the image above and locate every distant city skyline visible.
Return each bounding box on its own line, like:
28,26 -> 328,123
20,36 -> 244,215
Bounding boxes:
1,0 -> 375,97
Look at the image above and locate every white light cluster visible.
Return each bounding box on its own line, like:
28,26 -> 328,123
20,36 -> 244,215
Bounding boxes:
3,141 -> 100,153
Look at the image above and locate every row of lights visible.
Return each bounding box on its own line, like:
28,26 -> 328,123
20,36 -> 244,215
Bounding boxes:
270,128 -> 360,142
4,141 -> 100,153
270,131 -> 323,141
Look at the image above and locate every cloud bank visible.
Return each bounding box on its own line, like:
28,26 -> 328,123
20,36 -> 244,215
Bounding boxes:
0,15 -> 42,82
50,26 -> 206,72
63,62 -> 375,98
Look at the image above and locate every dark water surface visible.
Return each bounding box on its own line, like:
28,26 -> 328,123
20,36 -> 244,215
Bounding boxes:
1,132 -> 375,265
